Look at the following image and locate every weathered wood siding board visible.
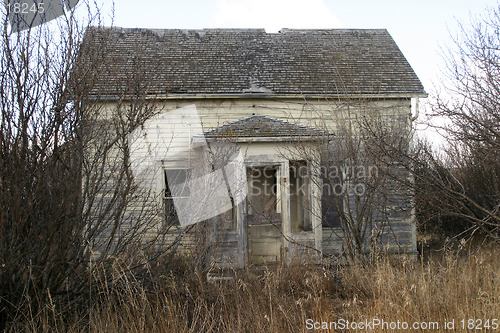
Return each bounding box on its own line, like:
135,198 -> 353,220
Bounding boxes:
148,99 -> 411,133
321,222 -> 415,256
322,227 -> 346,255
288,233 -> 318,262
162,231 -> 196,253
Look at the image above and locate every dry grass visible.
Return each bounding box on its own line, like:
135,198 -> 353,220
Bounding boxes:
4,245 -> 499,332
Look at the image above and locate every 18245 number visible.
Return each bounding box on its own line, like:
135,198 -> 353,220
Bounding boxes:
6,1 -> 45,14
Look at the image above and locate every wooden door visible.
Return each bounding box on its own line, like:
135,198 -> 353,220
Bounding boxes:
246,166 -> 282,263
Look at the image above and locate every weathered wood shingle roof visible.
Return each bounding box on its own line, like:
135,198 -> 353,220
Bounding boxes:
200,115 -> 330,141
86,28 -> 426,99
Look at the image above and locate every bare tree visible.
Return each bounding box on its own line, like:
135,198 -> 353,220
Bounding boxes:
417,4 -> 500,243
0,5 -> 178,327
0,4 -> 98,324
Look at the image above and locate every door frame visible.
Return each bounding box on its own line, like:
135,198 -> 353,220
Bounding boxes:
239,158 -> 291,265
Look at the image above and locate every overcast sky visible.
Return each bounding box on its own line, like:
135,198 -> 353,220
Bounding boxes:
94,0 -> 497,140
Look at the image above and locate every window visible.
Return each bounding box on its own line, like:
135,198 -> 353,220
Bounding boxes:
290,160 -> 312,232
163,169 -> 190,227
246,166 -> 280,225
320,160 -> 343,228
321,196 -> 342,228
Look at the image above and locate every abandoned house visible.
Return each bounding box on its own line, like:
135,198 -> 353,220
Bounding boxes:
84,28 -> 426,267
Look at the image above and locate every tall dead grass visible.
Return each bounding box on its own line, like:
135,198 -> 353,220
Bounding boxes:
3,246 -> 499,332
